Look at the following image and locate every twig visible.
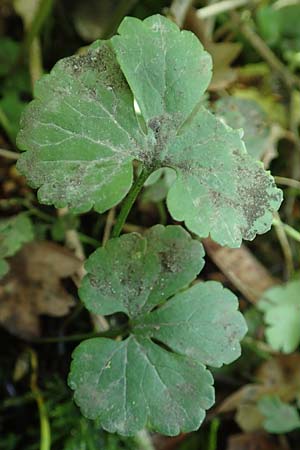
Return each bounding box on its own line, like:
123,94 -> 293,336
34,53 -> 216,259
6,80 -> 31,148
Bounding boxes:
112,168 -> 152,238
0,148 -> 19,160
230,10 -> 300,89
0,107 -> 16,146
135,430 -> 156,450
58,207 -> 109,331
274,0 -> 300,9
197,0 -> 250,19
29,38 -> 43,88
275,176 -> 300,190
169,0 -> 194,27
272,212 -> 294,278
102,207 -> 116,245
273,218 -> 300,243
31,325 -> 127,343
23,0 -> 54,51
285,90 -> 300,221
29,350 -> 51,450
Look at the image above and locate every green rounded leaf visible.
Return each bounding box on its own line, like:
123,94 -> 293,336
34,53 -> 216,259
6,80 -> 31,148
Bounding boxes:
111,15 -> 212,124
17,14 -> 282,247
79,224 -> 205,317
17,41 -> 143,213
133,281 -> 247,367
258,395 -> 300,434
69,336 -> 214,436
258,280 -> 300,353
70,226 -> 247,435
165,107 -> 282,247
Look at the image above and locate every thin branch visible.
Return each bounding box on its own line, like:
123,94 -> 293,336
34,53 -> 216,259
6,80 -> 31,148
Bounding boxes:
197,0 -> 250,19
274,0 -> 300,9
230,11 -> 300,89
272,212 -> 294,277
112,167 -> 152,238
273,218 -> 300,243
285,90 -> 300,221
29,350 -> 51,450
0,148 -> 20,160
0,108 -> 16,146
275,176 -> 300,190
102,207 -> 116,245
31,326 -> 127,343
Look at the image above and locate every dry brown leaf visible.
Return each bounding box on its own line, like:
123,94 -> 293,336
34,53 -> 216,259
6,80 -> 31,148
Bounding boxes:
219,384 -> 278,432
0,241 -> 81,339
203,238 -> 278,303
256,354 -> 300,402
235,404 -> 265,433
218,384 -> 275,414
227,432 -> 280,450
218,354 -> 300,432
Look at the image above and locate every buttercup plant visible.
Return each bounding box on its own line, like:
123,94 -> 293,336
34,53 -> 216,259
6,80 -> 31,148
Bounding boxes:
16,14 -> 282,436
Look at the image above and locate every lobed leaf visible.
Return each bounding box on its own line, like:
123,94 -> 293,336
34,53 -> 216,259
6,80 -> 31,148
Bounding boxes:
17,40 -> 143,213
17,14 -> 282,247
69,336 -> 214,436
258,395 -> 300,434
258,280 -> 300,353
79,225 -> 205,317
69,225 -> 247,435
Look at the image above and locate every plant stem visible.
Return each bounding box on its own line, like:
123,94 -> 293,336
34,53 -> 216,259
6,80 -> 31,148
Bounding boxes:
0,107 -> 15,146
272,212 -> 294,277
102,207 -> 116,245
112,167 -> 152,238
135,430 -> 156,450
0,148 -> 19,160
29,350 -> 51,450
197,0 -> 250,19
31,325 -> 127,344
275,176 -> 300,190
273,218 -> 300,243
208,418 -> 220,450
169,0 -> 194,27
230,10 -> 300,89
23,0 -> 54,51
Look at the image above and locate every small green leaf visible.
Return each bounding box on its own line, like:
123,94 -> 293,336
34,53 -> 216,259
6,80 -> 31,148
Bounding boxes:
258,280 -> 300,353
69,225 -> 247,435
0,214 -> 34,278
111,15 -> 212,124
214,97 -> 271,161
258,395 -> 300,434
69,336 -> 214,436
79,225 -> 205,317
17,14 -> 282,248
17,40 -> 143,213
